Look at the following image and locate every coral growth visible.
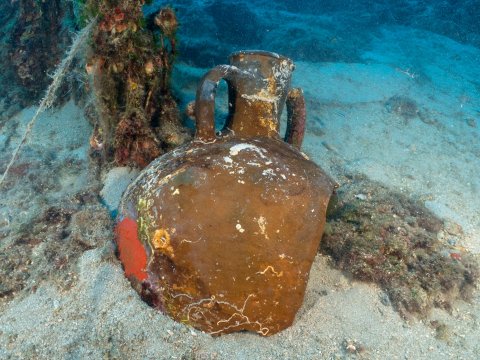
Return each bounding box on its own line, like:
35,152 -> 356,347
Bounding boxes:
321,174 -> 479,319
84,0 -> 190,168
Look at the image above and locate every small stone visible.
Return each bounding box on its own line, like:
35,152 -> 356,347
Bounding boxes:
447,238 -> 457,246
344,339 -> 365,354
466,118 -> 476,128
346,344 -> 356,353
437,230 -> 446,241
354,193 -> 367,201
100,167 -> 140,213
379,291 -> 391,306
444,222 -> 463,236
431,321 -> 450,341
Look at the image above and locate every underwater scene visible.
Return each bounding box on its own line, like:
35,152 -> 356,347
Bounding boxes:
0,0 -> 479,358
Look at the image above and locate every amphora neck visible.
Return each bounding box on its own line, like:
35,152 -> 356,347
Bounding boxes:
225,51 -> 295,138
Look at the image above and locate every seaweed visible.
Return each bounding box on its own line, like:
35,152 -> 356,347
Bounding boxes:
321,174 -> 479,319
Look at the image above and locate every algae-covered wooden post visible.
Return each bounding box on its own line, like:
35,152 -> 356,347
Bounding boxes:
84,0 -> 190,168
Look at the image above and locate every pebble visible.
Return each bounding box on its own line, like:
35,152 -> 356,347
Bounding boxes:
354,193 -> 367,200
379,291 -> 391,306
447,238 -> 457,246
466,118 -> 476,128
346,344 -> 356,353
444,222 -> 463,236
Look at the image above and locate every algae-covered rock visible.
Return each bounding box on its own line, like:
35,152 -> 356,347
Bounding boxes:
321,174 -> 479,318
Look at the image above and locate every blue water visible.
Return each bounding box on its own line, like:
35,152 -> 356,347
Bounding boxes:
145,0 -> 480,67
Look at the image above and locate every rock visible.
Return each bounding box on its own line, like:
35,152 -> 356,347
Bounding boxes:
100,167 -> 140,213
466,118 -> 476,128
384,95 -> 419,120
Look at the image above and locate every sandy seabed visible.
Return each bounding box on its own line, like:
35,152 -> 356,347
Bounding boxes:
0,25 -> 479,359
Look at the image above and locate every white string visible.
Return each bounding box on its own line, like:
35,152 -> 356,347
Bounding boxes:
0,20 -> 96,188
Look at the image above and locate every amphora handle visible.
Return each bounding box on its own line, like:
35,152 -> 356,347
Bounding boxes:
194,65 -> 239,142
284,88 -> 306,149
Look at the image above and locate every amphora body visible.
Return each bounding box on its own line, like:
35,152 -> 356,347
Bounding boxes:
116,51 -> 335,336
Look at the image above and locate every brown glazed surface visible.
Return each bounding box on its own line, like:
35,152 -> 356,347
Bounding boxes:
119,136 -> 334,335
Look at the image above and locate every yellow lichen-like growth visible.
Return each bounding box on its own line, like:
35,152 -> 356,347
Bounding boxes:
128,79 -> 138,91
152,228 -> 174,258
137,198 -> 153,243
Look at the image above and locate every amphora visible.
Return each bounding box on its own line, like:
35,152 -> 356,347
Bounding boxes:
116,51 -> 335,336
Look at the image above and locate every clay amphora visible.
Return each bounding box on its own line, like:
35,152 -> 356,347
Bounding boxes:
116,51 -> 335,336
